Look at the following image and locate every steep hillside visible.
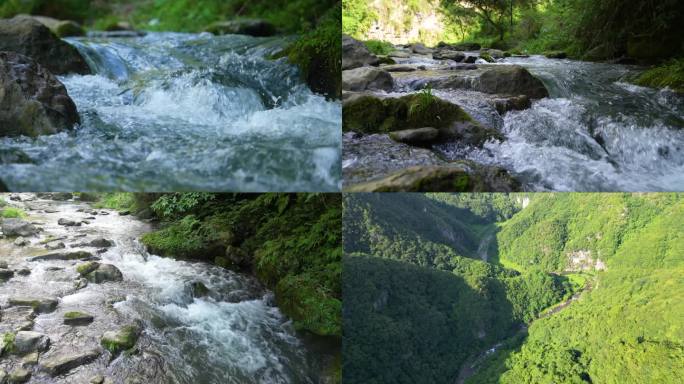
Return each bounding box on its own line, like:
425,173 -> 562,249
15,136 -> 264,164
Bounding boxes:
343,193 -> 684,384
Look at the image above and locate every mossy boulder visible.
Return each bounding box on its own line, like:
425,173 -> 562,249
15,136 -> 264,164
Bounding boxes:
343,94 -> 501,147
342,34 -> 380,70
101,325 -> 140,355
76,261 -> 99,276
22,15 -> 84,37
480,53 -> 495,62
346,164 -> 521,192
8,297 -> 58,313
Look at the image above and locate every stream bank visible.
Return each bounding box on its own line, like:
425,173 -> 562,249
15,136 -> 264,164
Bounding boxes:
0,193 -> 333,383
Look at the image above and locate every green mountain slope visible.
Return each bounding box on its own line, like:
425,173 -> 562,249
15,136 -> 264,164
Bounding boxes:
344,193 -> 684,384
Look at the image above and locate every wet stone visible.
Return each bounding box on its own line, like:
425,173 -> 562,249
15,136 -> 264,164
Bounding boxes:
41,348 -> 101,376
9,297 -> 58,313
21,351 -> 39,366
8,367 -> 31,383
14,330 -> 50,354
16,269 -> 30,276
0,269 -> 15,280
63,311 -> 94,325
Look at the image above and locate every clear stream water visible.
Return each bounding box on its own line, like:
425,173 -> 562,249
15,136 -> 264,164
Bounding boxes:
0,32 -> 341,191
0,195 -> 327,383
348,54 -> 684,191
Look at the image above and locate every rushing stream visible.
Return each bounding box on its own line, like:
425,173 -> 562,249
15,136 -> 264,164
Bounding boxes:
0,194 -> 328,383
346,54 -> 684,191
0,32 -> 341,191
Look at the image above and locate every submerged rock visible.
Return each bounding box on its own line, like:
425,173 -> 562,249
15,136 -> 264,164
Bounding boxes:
57,218 -> 80,226
190,281 -> 210,298
14,331 -> 50,354
1,218 -> 37,237
342,34 -> 379,70
0,269 -> 15,280
346,165 -> 520,192
41,348 -> 101,376
0,16 -> 90,75
205,19 -> 276,37
0,52 -> 80,137
13,236 -> 28,246
342,67 -> 394,92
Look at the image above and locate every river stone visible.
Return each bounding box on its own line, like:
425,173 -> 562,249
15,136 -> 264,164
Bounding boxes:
39,192 -> 73,201
88,238 -> 113,248
411,43 -> 432,55
9,297 -> 58,313
57,218 -> 79,226
8,367 -> 30,383
13,236 -> 28,246
45,241 -> 65,250
0,370 -> 6,383
28,250 -> 93,261
481,48 -> 504,59
1,219 -> 37,237
381,64 -> 418,72
346,165 -> 520,192
21,351 -> 39,366
101,325 -> 140,355
342,34 -> 379,70
85,263 -> 123,283
0,269 -> 14,280
433,49 -> 465,62
426,65 -> 549,99
0,16 -> 89,75
41,348 -> 101,376
388,50 -> 411,58
205,19 -> 276,37
464,56 -> 478,64
342,67 -> 394,92
63,311 -> 94,325
493,95 -> 531,114
16,268 -> 30,276
14,331 -> 50,354
389,128 -> 440,145
0,51 -> 81,137
0,261 -> 7,268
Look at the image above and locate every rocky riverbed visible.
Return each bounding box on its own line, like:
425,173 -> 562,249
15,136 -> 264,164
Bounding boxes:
342,36 -> 684,191
0,194 -> 325,383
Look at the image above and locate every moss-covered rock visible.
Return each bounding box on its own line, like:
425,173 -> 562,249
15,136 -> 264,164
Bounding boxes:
101,325 -> 140,355
76,261 -> 99,276
276,8 -> 340,99
63,311 -> 94,325
480,53 -> 495,62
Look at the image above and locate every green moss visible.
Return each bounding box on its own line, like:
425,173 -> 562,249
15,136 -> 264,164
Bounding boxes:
140,215 -> 212,259
1,207 -> 26,218
276,6 -> 341,99
480,53 -> 494,62
363,40 -> 394,55
343,93 -> 473,134
76,261 -> 98,276
64,311 -> 87,319
2,332 -> 16,355
634,58 -> 684,93
101,326 -> 139,354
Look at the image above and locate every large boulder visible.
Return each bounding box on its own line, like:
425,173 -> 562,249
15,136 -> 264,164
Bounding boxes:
342,34 -> 379,70
205,19 -> 276,37
1,218 -> 37,237
0,52 -> 80,137
426,65 -> 549,99
346,165 -> 520,192
342,67 -> 393,92
0,16 -> 89,75
410,43 -> 432,55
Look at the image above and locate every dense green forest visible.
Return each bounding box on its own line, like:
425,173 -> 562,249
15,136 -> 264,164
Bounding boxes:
343,193 -> 684,384
343,0 -> 684,90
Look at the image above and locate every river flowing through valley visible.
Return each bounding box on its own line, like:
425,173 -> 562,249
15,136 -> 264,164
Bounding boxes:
0,32 -> 341,191
344,54 -> 684,191
0,194 -> 327,383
